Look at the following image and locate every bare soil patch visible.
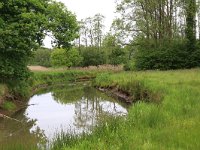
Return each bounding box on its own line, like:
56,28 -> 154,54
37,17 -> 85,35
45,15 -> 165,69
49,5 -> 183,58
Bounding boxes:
28,66 -> 49,71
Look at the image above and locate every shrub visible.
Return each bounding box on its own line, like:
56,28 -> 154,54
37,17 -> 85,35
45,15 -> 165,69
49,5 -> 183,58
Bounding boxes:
81,47 -> 106,67
135,40 -> 189,70
109,47 -> 127,65
29,48 -> 52,67
67,48 -> 83,67
51,48 -> 83,67
124,60 -> 136,71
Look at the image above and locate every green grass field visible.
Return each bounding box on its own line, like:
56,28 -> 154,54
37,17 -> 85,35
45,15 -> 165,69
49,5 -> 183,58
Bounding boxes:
52,69 -> 200,150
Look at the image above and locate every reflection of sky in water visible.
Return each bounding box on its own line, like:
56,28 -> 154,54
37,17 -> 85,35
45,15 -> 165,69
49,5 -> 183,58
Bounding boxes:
25,92 -> 127,140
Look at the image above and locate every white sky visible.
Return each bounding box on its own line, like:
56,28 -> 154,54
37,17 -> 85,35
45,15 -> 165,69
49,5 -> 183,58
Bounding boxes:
44,0 -> 116,48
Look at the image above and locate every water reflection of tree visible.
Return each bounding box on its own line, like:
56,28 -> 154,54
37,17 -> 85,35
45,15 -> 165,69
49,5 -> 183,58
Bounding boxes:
52,85 -> 84,104
0,85 -> 127,149
51,86 -> 127,132
74,97 -> 102,129
73,87 -> 127,130
0,108 -> 47,150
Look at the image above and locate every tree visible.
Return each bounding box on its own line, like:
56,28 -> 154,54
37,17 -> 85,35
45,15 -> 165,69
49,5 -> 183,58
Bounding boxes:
81,47 -> 106,66
29,48 -> 52,67
114,0 -> 185,44
0,0 -> 48,86
198,0 -> 200,40
93,14 -> 105,49
114,0 -> 200,70
67,48 -> 83,67
0,0 -> 79,97
47,1 -> 79,49
51,48 -> 69,67
185,0 -> 200,67
78,14 -> 105,48
109,47 -> 127,65
102,33 -> 121,63
51,48 -> 82,67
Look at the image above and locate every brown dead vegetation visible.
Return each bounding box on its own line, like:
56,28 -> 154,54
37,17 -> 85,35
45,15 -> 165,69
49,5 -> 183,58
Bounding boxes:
28,65 -> 123,72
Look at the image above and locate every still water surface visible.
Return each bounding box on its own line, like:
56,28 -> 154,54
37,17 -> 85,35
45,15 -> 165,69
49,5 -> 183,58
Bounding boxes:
0,84 -> 127,149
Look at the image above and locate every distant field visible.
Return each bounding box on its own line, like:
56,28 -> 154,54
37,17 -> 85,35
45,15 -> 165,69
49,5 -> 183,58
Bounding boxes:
28,65 -> 123,72
28,66 -> 49,71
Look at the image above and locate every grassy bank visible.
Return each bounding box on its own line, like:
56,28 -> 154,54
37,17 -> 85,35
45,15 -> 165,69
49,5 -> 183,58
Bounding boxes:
52,69 -> 200,150
0,70 -> 99,113
31,70 -> 96,93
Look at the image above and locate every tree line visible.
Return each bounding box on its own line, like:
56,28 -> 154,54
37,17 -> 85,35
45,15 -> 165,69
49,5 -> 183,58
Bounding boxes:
113,0 -> 200,70
37,0 -> 200,71
30,13 -> 128,68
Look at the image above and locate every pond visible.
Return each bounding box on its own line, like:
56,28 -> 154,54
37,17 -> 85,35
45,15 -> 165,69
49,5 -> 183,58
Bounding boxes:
0,83 -> 127,149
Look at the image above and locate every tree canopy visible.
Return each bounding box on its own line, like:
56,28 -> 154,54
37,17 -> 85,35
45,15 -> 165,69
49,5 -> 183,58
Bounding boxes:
113,0 -> 200,70
0,0 -> 79,86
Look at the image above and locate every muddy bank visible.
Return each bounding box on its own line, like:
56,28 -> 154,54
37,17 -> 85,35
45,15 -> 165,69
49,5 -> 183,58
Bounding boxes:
97,87 -> 133,104
97,85 -> 162,105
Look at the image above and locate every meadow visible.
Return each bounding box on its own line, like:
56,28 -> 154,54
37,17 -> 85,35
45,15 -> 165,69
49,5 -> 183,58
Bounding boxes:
52,69 -> 200,150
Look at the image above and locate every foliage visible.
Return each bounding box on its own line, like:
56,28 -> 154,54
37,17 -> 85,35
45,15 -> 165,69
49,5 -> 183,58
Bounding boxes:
185,0 -> 198,68
113,0 -> 200,70
102,33 -> 121,63
29,48 -> 52,67
0,0 -> 79,99
114,0 -> 186,42
0,0 -> 47,85
81,47 -> 106,66
78,14 -> 105,47
47,1 -> 79,49
51,48 -> 83,67
135,40 -> 191,70
67,48 -> 83,67
109,47 -> 127,65
123,60 -> 136,71
50,48 -> 69,67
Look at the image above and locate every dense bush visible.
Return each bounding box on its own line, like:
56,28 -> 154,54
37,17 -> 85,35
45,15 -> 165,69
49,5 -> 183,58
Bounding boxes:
29,48 -> 52,67
51,48 -> 68,67
81,47 -> 106,67
108,47 -> 127,65
134,40 -> 199,70
67,48 -> 83,67
124,60 -> 136,71
51,48 -> 83,67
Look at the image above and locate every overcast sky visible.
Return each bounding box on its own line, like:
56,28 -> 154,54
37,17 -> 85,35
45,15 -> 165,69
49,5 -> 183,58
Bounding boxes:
44,0 -> 116,48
